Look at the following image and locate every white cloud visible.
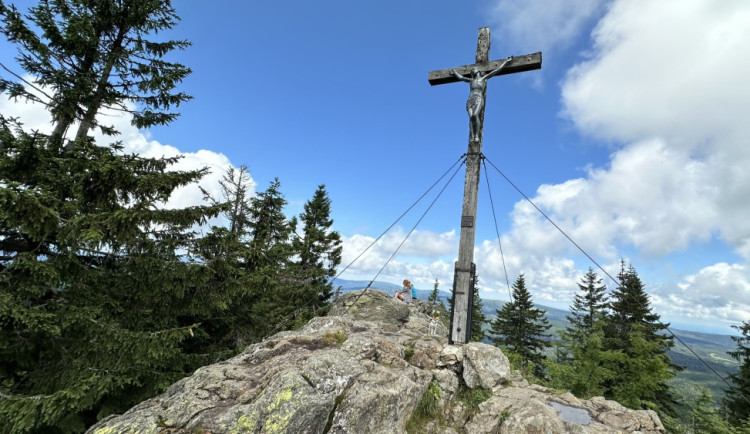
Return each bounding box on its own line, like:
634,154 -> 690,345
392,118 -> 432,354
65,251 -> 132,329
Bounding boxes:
489,0 -> 607,55
339,229 -> 458,288
560,0 -> 750,263
341,224 -> 590,309
105,112 -> 242,210
341,228 -> 456,265
562,0 -> 750,150
652,262 -> 750,327
511,139 -> 719,258
519,0 -> 750,323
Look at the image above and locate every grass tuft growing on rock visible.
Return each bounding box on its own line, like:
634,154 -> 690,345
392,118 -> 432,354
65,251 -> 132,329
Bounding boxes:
498,408 -> 511,426
406,380 -> 443,433
322,330 -> 347,347
323,392 -> 346,433
404,345 -> 415,363
455,385 -> 492,414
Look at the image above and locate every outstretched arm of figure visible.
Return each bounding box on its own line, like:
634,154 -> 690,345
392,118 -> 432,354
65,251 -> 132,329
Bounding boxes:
451,69 -> 471,82
485,56 -> 513,79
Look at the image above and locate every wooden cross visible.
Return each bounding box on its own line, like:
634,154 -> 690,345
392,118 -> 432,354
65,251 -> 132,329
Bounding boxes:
428,27 -> 541,344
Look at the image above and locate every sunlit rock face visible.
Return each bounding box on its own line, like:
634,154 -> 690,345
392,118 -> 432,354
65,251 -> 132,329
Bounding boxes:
87,290 -> 664,434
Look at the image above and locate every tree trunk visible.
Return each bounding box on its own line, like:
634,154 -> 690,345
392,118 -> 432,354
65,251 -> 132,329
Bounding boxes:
73,25 -> 127,142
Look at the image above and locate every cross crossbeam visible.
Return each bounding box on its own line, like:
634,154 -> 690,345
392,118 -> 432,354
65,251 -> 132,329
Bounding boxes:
428,52 -> 541,86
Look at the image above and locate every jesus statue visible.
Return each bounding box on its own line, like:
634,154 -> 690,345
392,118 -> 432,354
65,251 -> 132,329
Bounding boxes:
451,56 -> 512,142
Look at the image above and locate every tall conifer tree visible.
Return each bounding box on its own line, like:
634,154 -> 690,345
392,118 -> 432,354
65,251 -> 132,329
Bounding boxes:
557,268 -> 608,363
243,179 -> 297,339
607,262 -> 664,344
489,274 -> 551,369
604,261 -> 679,416
427,278 -> 442,307
0,0 -> 191,147
470,274 -> 487,342
216,165 -> 253,237
246,178 -> 294,272
724,321 -> 750,426
196,166 -> 257,350
292,184 -> 342,322
551,269 -> 618,397
690,388 -> 731,434
566,268 -> 608,338
0,1 -> 227,431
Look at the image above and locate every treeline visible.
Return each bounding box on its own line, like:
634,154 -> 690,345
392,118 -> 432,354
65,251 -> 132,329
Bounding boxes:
0,1 -> 341,432
471,263 -> 750,433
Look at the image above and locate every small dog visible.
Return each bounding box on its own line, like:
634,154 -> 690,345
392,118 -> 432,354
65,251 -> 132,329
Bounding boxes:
428,316 -> 440,335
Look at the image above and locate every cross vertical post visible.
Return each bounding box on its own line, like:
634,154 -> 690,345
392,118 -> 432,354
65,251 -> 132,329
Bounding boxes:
428,27 -> 541,344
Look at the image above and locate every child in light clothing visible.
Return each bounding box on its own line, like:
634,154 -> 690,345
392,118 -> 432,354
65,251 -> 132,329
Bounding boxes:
428,315 -> 440,335
395,279 -> 413,304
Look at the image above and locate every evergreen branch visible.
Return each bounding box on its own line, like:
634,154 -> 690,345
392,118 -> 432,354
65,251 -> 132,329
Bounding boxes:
0,61 -> 54,104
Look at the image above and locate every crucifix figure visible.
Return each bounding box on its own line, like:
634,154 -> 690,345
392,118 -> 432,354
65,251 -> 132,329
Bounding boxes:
451,58 -> 512,142
428,27 -> 541,344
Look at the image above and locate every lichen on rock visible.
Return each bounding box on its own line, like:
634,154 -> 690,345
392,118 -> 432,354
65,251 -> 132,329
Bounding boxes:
87,290 -> 665,434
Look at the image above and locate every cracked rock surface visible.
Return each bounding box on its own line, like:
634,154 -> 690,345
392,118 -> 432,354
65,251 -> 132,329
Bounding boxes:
87,290 -> 664,434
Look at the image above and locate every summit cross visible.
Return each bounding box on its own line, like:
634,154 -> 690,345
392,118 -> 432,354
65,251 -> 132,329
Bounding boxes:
428,27 -> 541,344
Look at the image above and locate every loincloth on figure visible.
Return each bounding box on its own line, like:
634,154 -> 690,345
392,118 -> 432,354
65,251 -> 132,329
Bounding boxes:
466,94 -> 482,113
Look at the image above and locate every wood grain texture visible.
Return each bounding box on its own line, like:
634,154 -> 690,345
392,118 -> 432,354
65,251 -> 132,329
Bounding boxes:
428,52 -> 542,86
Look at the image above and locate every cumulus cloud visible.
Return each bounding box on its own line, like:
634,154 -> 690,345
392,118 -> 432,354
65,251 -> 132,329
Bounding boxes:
562,0 -> 750,150
518,0 -> 750,323
341,228 -> 456,262
488,0 -> 607,55
651,262 -> 750,329
96,107 -> 244,210
339,229 -> 457,288
475,237 -> 583,307
507,139 -> 719,258
561,0 -> 750,262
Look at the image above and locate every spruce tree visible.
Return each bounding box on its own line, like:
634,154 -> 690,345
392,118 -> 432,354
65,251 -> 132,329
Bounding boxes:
246,178 -> 294,271
566,268 -> 608,338
690,388 -> 731,434
604,261 -> 679,415
196,166 -> 256,350
470,274 -> 487,342
0,2 -> 231,431
724,321 -> 750,426
291,184 -> 342,323
212,165 -> 253,237
546,321 -> 620,399
489,274 -> 551,370
607,261 -> 663,344
243,178 -> 297,340
0,82 -> 227,434
609,325 -> 675,411
428,278 -> 442,307
0,0 -> 191,147
554,268 -> 615,392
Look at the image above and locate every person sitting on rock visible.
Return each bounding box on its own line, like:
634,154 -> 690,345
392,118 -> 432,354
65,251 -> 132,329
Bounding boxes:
394,279 -> 413,304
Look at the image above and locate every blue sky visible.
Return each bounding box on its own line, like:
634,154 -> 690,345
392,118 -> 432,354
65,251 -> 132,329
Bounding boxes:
2,0 -> 750,334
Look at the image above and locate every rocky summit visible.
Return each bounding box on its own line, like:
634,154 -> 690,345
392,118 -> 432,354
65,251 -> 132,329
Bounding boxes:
88,290 -> 665,433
